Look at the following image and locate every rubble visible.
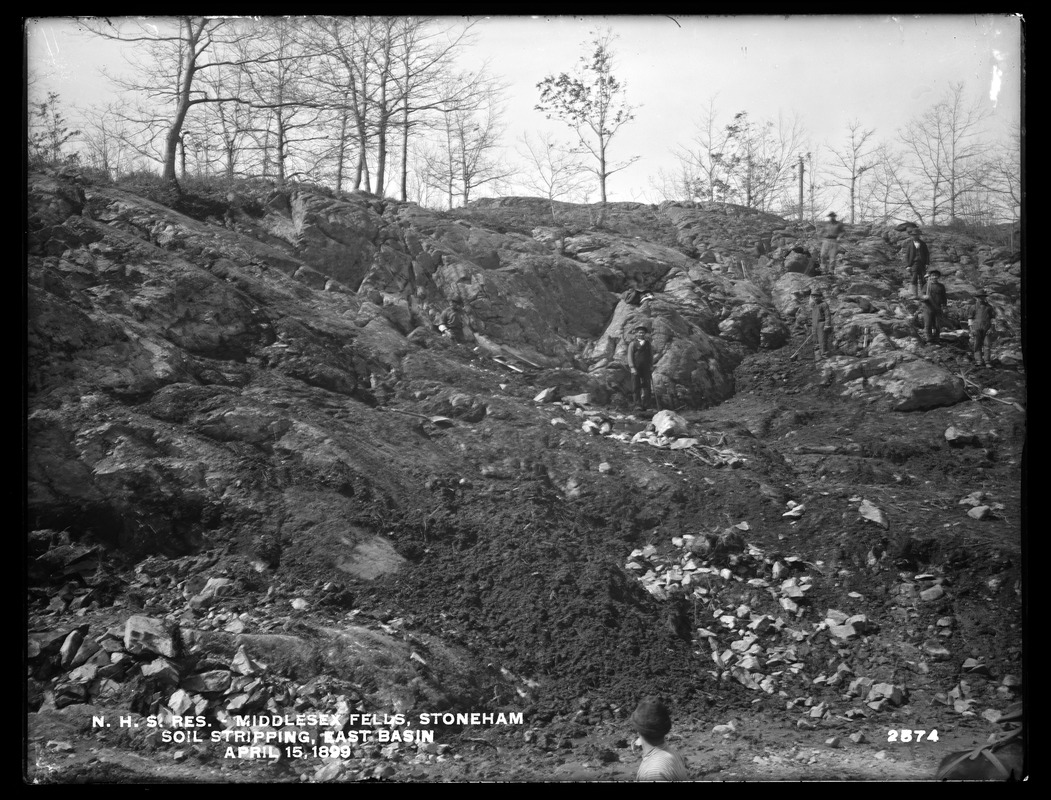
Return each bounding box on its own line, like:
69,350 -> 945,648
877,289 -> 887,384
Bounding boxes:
124,616 -> 179,658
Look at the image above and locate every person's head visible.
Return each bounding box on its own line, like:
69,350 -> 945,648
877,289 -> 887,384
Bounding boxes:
975,289 -> 988,301
811,290 -> 824,302
641,293 -> 654,305
630,698 -> 673,745
927,269 -> 941,280
827,212 -> 837,220
911,229 -> 922,238
634,324 -> 649,339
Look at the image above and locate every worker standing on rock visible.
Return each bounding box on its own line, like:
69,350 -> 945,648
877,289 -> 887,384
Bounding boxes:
922,270 -> 948,344
820,212 -> 846,276
811,289 -> 833,361
630,698 -> 690,781
970,289 -> 997,367
904,228 -> 930,298
627,324 -> 654,413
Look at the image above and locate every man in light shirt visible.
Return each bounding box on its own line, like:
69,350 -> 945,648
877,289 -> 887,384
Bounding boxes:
630,698 -> 690,781
819,211 -> 846,276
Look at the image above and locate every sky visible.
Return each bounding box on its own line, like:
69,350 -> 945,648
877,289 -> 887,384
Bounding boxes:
26,14 -> 1023,208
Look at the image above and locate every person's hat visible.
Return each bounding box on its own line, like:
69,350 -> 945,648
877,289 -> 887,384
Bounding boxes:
634,324 -> 650,334
630,698 -> 672,739
975,289 -> 988,298
827,212 -> 837,218
927,269 -> 941,277
641,293 -> 654,303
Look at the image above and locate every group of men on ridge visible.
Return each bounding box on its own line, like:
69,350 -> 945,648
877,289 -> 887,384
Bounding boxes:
808,213 -> 997,366
430,211 -> 1001,419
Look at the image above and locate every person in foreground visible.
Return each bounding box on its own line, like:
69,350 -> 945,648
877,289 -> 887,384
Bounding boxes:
630,697 -> 691,781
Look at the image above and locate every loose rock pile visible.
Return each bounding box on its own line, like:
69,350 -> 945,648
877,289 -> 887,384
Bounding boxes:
624,527 -> 1021,727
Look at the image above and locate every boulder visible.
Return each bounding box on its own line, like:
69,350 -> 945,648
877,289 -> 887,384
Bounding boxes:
868,357 -> 968,411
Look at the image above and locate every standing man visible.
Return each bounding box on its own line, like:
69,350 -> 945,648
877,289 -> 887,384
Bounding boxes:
820,212 -> 846,276
904,228 -> 930,298
922,269 -> 948,344
970,289 -> 997,367
630,698 -> 690,782
811,289 -> 833,361
627,324 -> 654,413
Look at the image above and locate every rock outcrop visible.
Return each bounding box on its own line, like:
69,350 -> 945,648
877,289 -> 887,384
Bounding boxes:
27,169 -> 1022,558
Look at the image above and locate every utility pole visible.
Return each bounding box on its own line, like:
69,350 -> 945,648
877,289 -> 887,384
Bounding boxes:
797,154 -> 805,222
806,152 -> 814,222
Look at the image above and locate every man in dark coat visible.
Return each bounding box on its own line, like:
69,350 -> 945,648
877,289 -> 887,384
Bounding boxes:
627,324 -> 654,412
904,228 -> 930,297
811,289 -> 833,360
437,299 -> 465,342
969,289 -> 997,367
922,269 -> 948,343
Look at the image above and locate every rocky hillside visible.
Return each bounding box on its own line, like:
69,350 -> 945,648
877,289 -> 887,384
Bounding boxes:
26,169 -> 1025,782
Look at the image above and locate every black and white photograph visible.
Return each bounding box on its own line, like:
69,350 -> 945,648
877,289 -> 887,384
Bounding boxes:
25,14 -> 1025,782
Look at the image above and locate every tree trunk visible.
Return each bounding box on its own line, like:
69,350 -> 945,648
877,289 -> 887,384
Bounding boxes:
376,104 -> 388,196
161,17 -> 203,188
335,111 -> 349,193
275,113 -> 287,186
400,106 -> 410,202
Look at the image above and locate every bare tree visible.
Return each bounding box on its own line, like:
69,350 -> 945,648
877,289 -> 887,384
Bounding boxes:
535,28 -> 639,204
423,76 -> 511,208
84,17 -> 261,187
312,17 -> 377,192
973,120 -> 1021,226
898,82 -> 991,224
938,83 -> 993,223
313,16 -> 417,195
515,132 -> 590,221
230,18 -> 327,185
719,110 -> 808,212
670,95 -> 739,202
827,120 -> 876,223
647,164 -> 699,203
864,143 -> 914,224
78,103 -> 135,177
389,17 -> 481,202
455,86 -> 513,205
192,56 -> 257,178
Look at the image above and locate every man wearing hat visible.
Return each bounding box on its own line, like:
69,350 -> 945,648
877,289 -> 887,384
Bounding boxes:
630,698 -> 690,781
904,228 -> 930,298
922,269 -> 948,343
969,289 -> 997,367
626,324 -> 654,412
811,289 -> 833,361
820,212 -> 846,276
